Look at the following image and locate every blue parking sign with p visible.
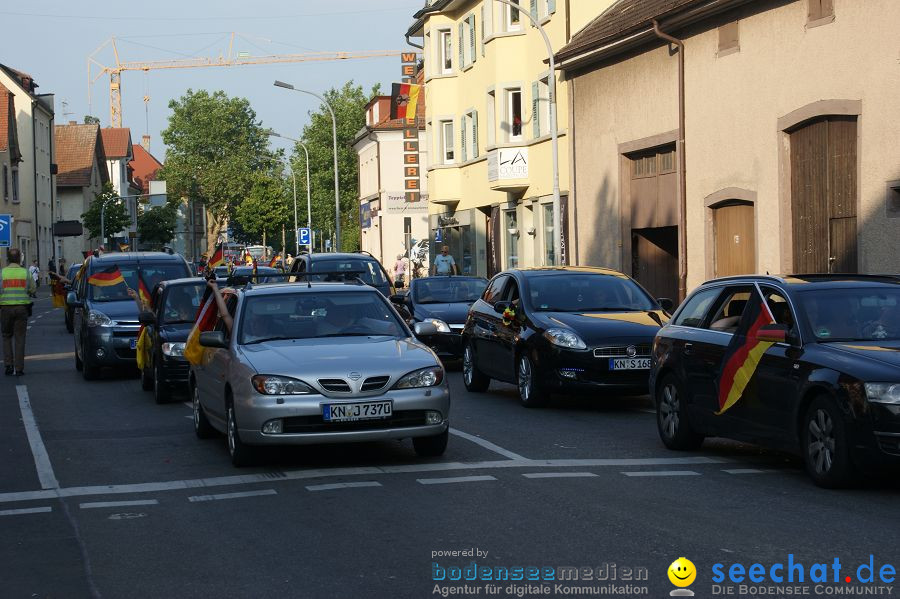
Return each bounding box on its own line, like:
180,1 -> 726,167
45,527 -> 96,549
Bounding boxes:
298,227 -> 311,246
0,214 -> 11,248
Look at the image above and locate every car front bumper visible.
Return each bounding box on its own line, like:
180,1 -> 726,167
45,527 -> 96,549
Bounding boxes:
83,326 -> 139,367
533,346 -> 651,395
158,355 -> 190,389
416,331 -> 464,360
234,383 -> 451,446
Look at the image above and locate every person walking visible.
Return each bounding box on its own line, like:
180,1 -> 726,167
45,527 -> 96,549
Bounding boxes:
393,254 -> 407,288
431,245 -> 458,276
1,248 -> 36,376
28,260 -> 40,295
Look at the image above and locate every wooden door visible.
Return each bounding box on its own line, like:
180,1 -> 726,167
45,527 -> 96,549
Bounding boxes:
632,227 -> 678,301
713,203 -> 755,277
790,116 -> 857,273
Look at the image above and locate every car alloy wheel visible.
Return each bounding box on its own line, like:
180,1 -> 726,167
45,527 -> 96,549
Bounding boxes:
802,396 -> 855,488
516,354 -> 547,408
655,374 -> 703,450
659,382 -> 680,440
462,342 -> 490,392
807,408 -> 836,475
463,346 -> 474,386
227,406 -> 237,457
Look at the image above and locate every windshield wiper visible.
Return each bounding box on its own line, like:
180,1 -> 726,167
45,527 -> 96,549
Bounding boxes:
243,336 -> 295,345
313,332 -> 389,338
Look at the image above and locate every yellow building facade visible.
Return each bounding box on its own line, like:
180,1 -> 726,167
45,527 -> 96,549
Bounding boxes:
407,0 -> 602,276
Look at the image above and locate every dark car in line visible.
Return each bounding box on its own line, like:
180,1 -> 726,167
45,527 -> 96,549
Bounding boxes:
214,265 -> 282,285
67,252 -> 194,380
289,252 -> 395,298
649,274 -> 900,488
461,267 -> 672,407
138,278 -> 207,403
390,276 -> 488,361
63,262 -> 84,333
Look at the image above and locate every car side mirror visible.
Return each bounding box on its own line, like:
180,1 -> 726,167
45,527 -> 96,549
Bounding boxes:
66,292 -> 82,308
199,331 -> 228,349
756,323 -> 790,344
414,321 -> 438,336
394,280 -> 405,289
138,311 -> 156,326
657,297 -> 675,312
493,300 -> 512,315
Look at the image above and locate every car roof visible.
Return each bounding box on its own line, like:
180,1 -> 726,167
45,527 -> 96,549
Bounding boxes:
699,273 -> 900,290
89,252 -> 185,263
301,253 -> 378,261
232,282 -> 380,297
157,277 -> 205,290
412,276 -> 486,283
506,266 -> 631,277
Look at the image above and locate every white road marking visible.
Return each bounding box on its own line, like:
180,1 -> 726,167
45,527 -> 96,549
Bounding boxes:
80,500 -> 159,509
722,468 -> 773,475
182,402 -> 192,409
638,409 -> 656,414
28,320 -> 35,324
417,475 -> 497,485
0,506 -> 52,516
26,352 -> 75,362
306,482 -> 382,492
188,489 -> 277,502
0,457 -> 725,506
16,385 -> 59,490
449,428 -> 527,460
622,470 -> 701,477
27,326 -> 32,330
522,472 -> 598,479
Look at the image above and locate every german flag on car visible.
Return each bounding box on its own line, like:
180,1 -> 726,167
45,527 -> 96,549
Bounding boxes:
184,293 -> 219,366
208,243 -> 225,269
138,275 -> 152,307
716,286 -> 780,415
390,82 -> 421,122
88,266 -> 126,288
268,254 -> 279,268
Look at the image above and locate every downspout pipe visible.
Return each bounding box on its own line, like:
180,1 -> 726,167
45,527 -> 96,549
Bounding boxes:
651,19 -> 687,302
406,33 -> 424,50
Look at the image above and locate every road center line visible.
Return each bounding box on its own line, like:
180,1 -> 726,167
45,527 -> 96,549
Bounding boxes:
449,428 -> 527,460
0,506 -> 53,516
722,468 -> 773,474
79,500 -> 159,509
16,385 -> 59,490
188,489 -> 277,502
622,470 -> 701,477
522,472 -> 598,479
417,475 -> 497,485
306,482 -> 382,491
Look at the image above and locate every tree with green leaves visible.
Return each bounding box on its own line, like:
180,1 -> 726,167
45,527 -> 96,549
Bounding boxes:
292,81 -> 377,252
82,182 -> 130,245
159,89 -> 270,253
233,168 -> 292,250
84,115 -> 100,125
137,203 -> 178,248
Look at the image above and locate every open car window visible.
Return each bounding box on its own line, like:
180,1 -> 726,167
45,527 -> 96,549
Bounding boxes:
705,287 -> 753,333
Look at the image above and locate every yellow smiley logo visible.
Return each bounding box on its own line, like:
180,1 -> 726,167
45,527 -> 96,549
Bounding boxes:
668,557 -> 696,587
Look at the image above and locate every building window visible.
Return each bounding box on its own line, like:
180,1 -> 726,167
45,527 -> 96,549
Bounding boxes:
718,21 -> 739,55
486,90 -> 496,147
505,0 -> 521,32
2,166 -> 7,202
504,209 -> 519,268
539,0 -> 556,19
440,120 -> 455,164
542,202 -> 556,266
506,88 -> 523,143
11,168 -> 19,203
808,0 -> 834,24
439,30 -> 453,74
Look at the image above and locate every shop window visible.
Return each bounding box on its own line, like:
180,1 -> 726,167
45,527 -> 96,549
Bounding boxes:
506,88 -> 523,143
542,202 -> 555,266
504,209 -> 519,269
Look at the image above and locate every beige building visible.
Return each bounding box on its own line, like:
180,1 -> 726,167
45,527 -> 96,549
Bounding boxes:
1,82 -> 22,216
354,94 -> 430,280
407,0 -> 604,276
557,0 -> 900,301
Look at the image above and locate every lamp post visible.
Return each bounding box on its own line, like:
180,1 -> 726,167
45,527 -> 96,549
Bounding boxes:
267,131 -> 313,255
491,0 -> 562,265
273,81 -> 341,252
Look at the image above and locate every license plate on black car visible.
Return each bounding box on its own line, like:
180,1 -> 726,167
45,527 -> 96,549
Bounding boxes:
323,401 -> 393,422
608,358 -> 651,370
129,338 -> 138,350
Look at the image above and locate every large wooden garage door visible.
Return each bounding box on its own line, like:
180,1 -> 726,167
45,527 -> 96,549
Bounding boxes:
713,202 -> 755,277
790,116 -> 858,273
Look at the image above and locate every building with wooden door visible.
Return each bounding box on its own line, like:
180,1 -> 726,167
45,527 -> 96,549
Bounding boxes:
556,0 -> 900,300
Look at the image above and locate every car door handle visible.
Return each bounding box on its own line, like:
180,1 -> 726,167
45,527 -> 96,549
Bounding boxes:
683,342 -> 694,355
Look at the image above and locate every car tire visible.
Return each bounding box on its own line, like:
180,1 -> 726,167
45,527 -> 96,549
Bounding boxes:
517,353 -> 548,408
226,398 -> 256,467
141,365 -> 153,391
802,396 -> 857,488
656,374 -> 704,450
153,364 -> 171,404
462,342 -> 490,392
192,382 -> 215,439
413,429 -> 449,457
75,345 -> 83,371
81,344 -> 99,380
65,314 -> 73,334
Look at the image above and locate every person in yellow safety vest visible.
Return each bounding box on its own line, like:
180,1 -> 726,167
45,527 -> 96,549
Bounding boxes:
0,248 -> 36,376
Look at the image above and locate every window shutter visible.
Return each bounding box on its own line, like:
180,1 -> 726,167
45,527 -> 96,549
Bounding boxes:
469,16 -> 476,62
459,23 -> 465,66
461,116 -> 467,162
548,0 -> 556,14
480,5 -> 486,56
532,81 -> 540,139
530,0 -> 538,24
472,111 -> 479,158
485,0 -> 493,37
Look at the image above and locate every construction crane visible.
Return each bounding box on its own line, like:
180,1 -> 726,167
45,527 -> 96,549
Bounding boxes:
88,33 -> 407,128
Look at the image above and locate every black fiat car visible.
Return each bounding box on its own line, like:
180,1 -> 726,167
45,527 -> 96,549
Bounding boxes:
391,276 -> 488,360
461,267 -> 672,407
138,278 -> 207,402
649,274 -> 900,488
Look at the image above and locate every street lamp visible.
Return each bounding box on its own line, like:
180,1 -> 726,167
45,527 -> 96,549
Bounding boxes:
273,80 -> 341,252
491,0 -> 562,265
267,131 -> 313,255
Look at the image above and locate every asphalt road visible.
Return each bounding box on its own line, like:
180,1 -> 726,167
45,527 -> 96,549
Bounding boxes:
2,294 -> 899,599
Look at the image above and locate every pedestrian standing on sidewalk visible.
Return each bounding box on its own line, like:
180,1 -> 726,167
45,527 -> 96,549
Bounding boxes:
28,260 -> 40,295
1,248 -> 36,376
431,245 -> 458,276
393,254 -> 407,288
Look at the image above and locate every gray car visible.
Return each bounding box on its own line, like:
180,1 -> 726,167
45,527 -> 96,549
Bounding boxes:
190,281 -> 451,466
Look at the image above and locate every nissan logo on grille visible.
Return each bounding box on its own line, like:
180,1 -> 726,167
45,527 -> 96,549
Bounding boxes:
348,372 -> 362,381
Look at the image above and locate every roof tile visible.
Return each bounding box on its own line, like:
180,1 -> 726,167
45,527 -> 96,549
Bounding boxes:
55,123 -> 107,187
100,127 -> 133,159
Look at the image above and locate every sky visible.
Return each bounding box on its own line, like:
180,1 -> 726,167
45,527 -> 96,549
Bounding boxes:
1,0 -> 424,159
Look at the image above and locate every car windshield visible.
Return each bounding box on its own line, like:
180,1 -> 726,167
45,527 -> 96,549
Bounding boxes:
162,283 -> 206,324
527,273 -> 656,312
88,263 -> 189,302
309,259 -> 388,287
238,291 -> 406,344
800,287 -> 900,342
414,278 -> 487,304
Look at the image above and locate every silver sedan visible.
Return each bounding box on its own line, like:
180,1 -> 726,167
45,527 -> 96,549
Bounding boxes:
190,283 -> 450,466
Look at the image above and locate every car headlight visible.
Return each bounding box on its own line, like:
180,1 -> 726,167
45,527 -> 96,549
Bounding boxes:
394,366 -> 444,389
87,310 -> 115,327
422,318 -> 452,333
543,328 -> 587,350
161,342 -> 185,357
251,375 -> 317,395
864,383 -> 900,405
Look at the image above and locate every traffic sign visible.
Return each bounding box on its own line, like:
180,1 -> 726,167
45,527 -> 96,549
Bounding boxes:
298,227 -> 311,246
0,214 -> 11,248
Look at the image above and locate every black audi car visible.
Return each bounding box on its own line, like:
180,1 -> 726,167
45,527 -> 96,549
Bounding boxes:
650,274 -> 900,488
138,278 -> 207,402
461,267 -> 672,407
391,276 -> 488,360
